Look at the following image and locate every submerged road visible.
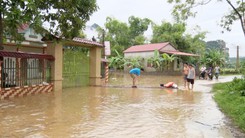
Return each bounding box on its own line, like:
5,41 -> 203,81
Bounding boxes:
0,73 -> 244,138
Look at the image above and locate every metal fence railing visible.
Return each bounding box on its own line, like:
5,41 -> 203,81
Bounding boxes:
1,57 -> 52,88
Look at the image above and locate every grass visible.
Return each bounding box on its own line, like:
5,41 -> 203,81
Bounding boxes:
212,82 -> 245,132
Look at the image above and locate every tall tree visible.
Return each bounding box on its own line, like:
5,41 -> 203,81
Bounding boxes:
0,0 -> 98,50
167,0 -> 245,37
103,17 -> 130,56
128,16 -> 151,45
151,22 -> 186,46
97,16 -> 151,56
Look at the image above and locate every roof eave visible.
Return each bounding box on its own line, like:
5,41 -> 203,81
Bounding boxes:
124,50 -> 156,53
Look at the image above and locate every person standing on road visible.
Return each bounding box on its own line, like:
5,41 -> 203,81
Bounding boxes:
129,68 -> 144,88
187,64 -> 195,90
214,65 -> 220,79
183,63 -> 189,88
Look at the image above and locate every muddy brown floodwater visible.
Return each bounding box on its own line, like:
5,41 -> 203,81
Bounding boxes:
0,72 -> 244,138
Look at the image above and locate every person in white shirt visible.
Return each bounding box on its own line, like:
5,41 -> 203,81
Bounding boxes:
214,65 -> 220,79
199,66 -> 206,79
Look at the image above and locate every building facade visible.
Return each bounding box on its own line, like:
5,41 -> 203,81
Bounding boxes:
124,43 -> 199,74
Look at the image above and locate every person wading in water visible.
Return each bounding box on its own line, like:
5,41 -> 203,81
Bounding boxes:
129,68 -> 144,88
187,64 -> 195,90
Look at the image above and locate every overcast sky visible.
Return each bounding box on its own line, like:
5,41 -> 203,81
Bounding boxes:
86,0 -> 245,57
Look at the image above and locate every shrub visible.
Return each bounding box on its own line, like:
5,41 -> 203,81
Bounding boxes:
221,68 -> 240,75
226,76 -> 245,96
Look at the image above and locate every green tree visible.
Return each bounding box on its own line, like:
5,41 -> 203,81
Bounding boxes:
240,60 -> 245,74
132,35 -> 146,45
167,0 -> 245,37
96,16 -> 151,56
78,30 -> 87,39
128,16 -> 151,45
103,17 -> 130,56
0,0 -> 98,50
151,22 -> 186,48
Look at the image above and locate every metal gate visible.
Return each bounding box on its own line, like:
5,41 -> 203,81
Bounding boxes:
63,47 -> 90,88
2,57 -> 52,88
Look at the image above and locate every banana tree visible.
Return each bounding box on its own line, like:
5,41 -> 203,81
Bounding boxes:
124,56 -> 144,68
108,50 -> 126,70
203,49 -> 226,68
162,53 -> 176,70
147,50 -> 164,70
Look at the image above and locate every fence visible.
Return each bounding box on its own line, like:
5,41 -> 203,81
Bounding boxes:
1,57 -> 52,88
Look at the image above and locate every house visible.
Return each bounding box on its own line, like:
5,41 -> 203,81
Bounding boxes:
0,24 -> 103,100
123,42 -> 198,73
1,24 -> 54,99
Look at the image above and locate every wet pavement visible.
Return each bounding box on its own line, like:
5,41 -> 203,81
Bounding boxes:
0,72 -> 244,138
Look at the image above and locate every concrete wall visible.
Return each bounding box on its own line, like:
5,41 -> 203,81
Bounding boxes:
124,51 -> 182,72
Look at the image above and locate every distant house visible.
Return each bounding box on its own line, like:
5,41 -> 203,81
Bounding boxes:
123,42 -> 198,73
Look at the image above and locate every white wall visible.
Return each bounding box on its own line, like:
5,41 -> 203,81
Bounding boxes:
125,51 -> 183,72
124,51 -> 156,72
124,51 -> 154,58
24,28 -> 44,42
160,44 -> 176,51
6,27 -> 47,48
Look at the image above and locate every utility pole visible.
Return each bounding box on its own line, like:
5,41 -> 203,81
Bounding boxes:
236,45 -> 240,70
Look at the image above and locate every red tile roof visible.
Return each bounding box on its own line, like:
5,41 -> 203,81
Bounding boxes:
124,43 -> 199,57
73,37 -> 103,47
0,51 -> 55,60
18,24 -> 30,33
123,42 -> 170,53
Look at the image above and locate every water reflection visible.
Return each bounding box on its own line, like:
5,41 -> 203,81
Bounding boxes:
0,73 -> 243,138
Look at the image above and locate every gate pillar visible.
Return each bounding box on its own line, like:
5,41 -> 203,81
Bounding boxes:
89,47 -> 102,86
47,42 -> 63,91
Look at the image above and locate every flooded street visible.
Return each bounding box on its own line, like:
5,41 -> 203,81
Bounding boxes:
0,72 -> 244,138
